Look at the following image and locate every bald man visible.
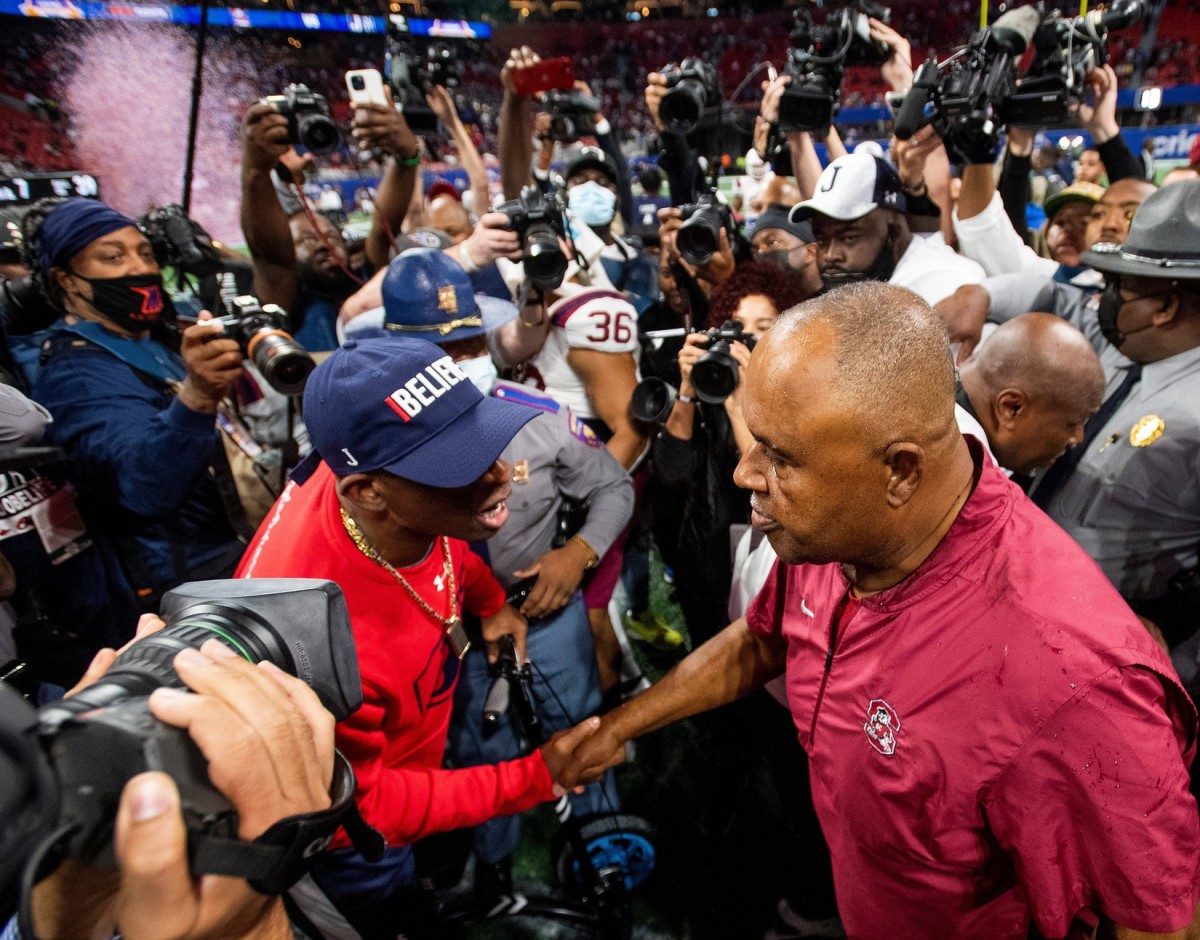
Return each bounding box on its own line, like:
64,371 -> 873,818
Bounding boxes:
552,282 -> 1199,940
426,193 -> 473,244
957,313 -> 1105,475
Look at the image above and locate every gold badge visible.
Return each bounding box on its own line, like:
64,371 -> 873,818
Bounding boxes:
1129,415 -> 1165,448
437,285 -> 458,316
512,459 -> 529,484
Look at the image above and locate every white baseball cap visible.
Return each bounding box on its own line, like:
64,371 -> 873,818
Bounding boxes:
790,152 -> 907,224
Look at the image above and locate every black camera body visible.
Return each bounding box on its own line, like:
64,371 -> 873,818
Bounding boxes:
893,1 -> 1142,161
692,320 -> 757,404
214,295 -> 315,395
265,84 -> 339,156
540,89 -> 600,143
386,17 -> 459,134
658,57 -> 721,134
0,579 -> 361,908
139,204 -> 224,280
675,192 -> 735,268
495,186 -> 568,291
780,1 -> 892,134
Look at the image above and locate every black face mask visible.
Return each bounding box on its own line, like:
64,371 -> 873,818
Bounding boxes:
1097,278 -> 1164,349
820,236 -> 898,294
70,271 -> 166,331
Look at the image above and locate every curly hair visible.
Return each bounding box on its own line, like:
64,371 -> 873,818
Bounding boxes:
704,260 -> 804,332
17,197 -> 70,297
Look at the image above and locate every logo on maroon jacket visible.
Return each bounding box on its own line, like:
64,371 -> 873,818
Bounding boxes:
863,698 -> 901,756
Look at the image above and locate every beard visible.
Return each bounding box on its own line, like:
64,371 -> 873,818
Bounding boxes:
300,259 -> 357,298
820,237 -> 898,294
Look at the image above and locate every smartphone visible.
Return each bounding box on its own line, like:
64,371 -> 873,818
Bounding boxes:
346,68 -> 388,108
510,57 -> 575,97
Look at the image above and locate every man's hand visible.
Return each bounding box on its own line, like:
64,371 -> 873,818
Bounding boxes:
533,111 -> 553,142
511,539 -> 594,619
425,84 -> 460,129
178,312 -> 241,414
869,18 -> 914,91
934,284 -> 990,364
644,72 -> 668,132
481,602 -> 529,665
1006,125 -> 1035,159
501,46 -> 541,96
891,125 -> 943,192
460,211 -> 523,268
543,713 -> 627,791
241,101 -> 291,176
759,73 -> 790,125
1077,64 -> 1120,145
352,87 -> 418,158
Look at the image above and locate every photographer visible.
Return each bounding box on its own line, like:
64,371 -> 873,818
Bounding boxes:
26,199 -> 247,621
239,87 -> 418,351
14,614 -> 336,940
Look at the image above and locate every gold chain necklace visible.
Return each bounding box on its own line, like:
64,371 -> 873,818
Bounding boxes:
339,508 -> 470,657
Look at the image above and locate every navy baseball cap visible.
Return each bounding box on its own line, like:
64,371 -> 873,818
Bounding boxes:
790,153 -> 907,223
382,247 -> 517,342
301,336 -> 535,487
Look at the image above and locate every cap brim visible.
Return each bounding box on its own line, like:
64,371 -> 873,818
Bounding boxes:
1044,193 -> 1097,219
1081,248 -> 1200,280
382,394 -> 536,487
789,199 -> 875,224
566,158 -> 618,185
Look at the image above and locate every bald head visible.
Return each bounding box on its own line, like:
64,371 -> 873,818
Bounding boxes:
753,176 -> 802,214
960,313 -> 1104,474
772,282 -> 959,449
426,195 -> 472,244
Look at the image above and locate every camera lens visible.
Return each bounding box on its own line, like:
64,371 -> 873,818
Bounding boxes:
777,79 -> 837,134
523,223 -> 568,290
631,377 -> 677,424
247,329 -> 317,396
691,345 -> 741,404
660,79 -> 707,133
351,75 -> 365,90
297,113 -> 340,155
676,207 -> 722,267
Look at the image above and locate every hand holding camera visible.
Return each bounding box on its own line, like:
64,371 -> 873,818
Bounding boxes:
179,312 -> 242,414
240,101 -> 292,176
501,45 -> 542,96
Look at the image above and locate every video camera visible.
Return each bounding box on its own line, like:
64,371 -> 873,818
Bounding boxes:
658,57 -> 721,134
893,1 -> 1143,162
779,1 -> 893,135
495,186 -> 569,291
264,84 -> 340,156
631,319 -> 757,419
386,16 -> 460,134
0,579 -> 364,917
139,204 -> 224,287
675,192 -> 736,268
213,295 -> 315,396
540,88 -> 601,144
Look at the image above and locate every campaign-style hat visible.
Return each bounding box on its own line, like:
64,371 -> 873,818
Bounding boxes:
302,335 -> 535,486
381,247 -> 518,342
1043,181 -> 1105,221
789,153 -> 907,223
1081,181 -> 1200,281
565,146 -> 619,187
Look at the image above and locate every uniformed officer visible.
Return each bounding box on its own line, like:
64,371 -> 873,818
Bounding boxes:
1029,181 -> 1200,680
377,246 -> 635,906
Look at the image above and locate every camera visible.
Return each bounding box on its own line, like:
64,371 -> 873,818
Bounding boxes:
138,204 -> 224,281
264,84 -> 339,156
779,1 -> 893,135
495,186 -> 568,291
658,57 -> 720,134
692,320 -> 757,404
386,16 -> 459,135
893,2 -> 1142,161
540,89 -> 600,143
0,579 -> 362,912
675,192 -> 735,268
213,295 -> 316,395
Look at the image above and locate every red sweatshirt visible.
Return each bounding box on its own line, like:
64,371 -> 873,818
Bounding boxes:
237,461 -> 556,849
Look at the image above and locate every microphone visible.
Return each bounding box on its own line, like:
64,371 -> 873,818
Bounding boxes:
989,5 -> 1042,56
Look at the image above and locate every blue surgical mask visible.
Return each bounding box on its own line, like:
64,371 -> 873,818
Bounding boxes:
458,352 -> 498,394
568,181 -> 617,227
743,214 -> 761,235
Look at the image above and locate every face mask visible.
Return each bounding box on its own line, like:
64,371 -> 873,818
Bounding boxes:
1097,279 -> 1161,349
458,352 -> 498,395
820,237 -> 897,293
743,214 -> 761,236
70,271 -> 166,331
568,181 -> 617,228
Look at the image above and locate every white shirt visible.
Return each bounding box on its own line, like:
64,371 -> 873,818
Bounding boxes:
890,233 -> 986,307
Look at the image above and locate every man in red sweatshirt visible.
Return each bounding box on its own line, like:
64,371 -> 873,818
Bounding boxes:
237,335 -> 598,939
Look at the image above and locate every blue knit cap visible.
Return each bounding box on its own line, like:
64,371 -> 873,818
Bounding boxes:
34,198 -> 137,275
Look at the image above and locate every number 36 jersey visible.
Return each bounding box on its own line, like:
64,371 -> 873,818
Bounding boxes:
522,287 -> 640,421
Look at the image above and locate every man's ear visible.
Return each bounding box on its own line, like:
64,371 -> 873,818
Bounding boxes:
993,388 -> 1027,430
1151,290 -> 1181,328
883,442 -> 924,508
336,473 -> 386,512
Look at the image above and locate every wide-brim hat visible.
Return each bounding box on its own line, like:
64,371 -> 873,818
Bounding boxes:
382,246 -> 518,342
1081,181 -> 1200,281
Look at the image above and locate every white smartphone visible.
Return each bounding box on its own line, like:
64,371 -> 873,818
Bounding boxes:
346,69 -> 388,108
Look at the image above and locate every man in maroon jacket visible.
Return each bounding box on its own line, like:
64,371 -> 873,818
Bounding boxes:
553,282 -> 1200,940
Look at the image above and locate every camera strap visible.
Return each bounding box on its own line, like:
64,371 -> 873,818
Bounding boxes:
190,750 -> 385,895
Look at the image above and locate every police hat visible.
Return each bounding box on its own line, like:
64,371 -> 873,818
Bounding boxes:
1081,181 -> 1200,281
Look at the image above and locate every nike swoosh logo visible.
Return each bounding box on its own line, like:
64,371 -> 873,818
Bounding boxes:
800,598 -> 815,618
